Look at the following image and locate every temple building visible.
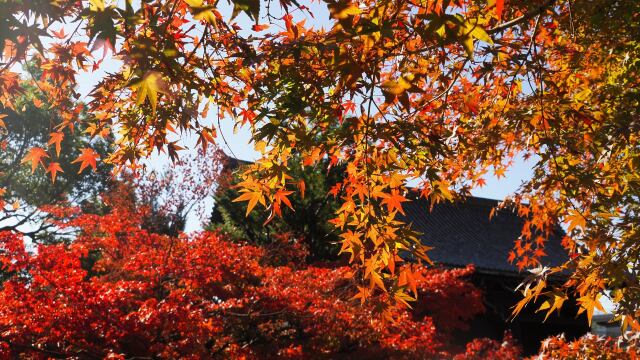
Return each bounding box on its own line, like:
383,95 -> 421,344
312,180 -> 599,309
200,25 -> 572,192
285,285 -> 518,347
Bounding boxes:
402,196 -> 589,355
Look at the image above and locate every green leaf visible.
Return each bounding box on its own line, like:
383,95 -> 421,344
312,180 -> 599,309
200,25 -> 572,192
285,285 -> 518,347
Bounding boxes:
230,0 -> 260,22
185,0 -> 218,24
460,36 -> 474,59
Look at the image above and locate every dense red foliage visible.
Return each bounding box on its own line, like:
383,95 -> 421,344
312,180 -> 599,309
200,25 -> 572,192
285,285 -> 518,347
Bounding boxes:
0,200 -> 519,359
453,334 -> 520,360
536,333 -> 640,359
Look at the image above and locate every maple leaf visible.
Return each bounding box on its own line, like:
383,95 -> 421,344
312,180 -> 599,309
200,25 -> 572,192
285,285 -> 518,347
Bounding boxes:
577,294 -> 605,326
21,147 -> 49,173
47,132 -> 64,156
432,180 -> 453,202
488,0 -> 505,20
89,0 -> 105,11
46,162 -> 64,182
185,0 -> 219,25
230,0 -> 260,21
381,77 -> 412,96
72,148 -> 99,174
328,2 -> 362,20
351,286 -> 370,304
369,271 -> 386,291
131,71 -> 170,112
252,24 -> 269,31
233,190 -> 266,216
329,183 -> 342,198
297,180 -> 305,199
51,28 -> 66,39
398,268 -> 418,297
565,209 -> 586,233
537,292 -> 567,321
495,0 -> 504,20
342,100 -> 356,114
379,190 -> 408,215
494,167 -> 506,178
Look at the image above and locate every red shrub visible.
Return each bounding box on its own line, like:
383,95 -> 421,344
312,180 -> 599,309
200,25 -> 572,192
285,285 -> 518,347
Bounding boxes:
0,204 -> 519,359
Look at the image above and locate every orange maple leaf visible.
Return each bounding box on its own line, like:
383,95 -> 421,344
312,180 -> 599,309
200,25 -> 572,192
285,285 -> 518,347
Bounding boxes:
252,24 -> 269,31
47,132 -> 64,156
274,189 -> 294,210
577,294 -> 605,326
46,162 -> 64,182
297,180 -> 306,199
380,190 -> 408,215
72,148 -> 99,174
21,147 -> 49,173
494,0 -> 504,20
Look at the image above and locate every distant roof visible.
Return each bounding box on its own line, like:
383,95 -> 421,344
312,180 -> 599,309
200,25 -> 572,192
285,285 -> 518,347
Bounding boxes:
401,196 -> 568,275
222,155 -> 252,170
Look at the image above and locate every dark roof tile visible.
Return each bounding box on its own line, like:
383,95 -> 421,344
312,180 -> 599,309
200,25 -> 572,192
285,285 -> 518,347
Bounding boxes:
401,196 -> 568,274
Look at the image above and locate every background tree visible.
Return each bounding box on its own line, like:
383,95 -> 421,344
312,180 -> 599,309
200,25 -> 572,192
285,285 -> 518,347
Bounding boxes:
210,154 -> 343,261
89,146 -> 224,237
536,333 -> 640,359
0,65 -> 112,242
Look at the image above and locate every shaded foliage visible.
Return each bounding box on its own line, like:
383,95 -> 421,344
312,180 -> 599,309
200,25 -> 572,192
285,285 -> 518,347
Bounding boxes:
210,154 -> 343,260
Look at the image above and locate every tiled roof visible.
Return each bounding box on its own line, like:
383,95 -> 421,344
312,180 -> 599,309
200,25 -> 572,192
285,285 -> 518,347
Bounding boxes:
401,196 -> 568,275
222,155 -> 252,170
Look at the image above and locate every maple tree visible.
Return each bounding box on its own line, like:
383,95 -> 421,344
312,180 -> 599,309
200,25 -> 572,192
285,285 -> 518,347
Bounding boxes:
0,72 -> 112,241
130,145 -> 225,236
0,189 -> 521,358
1,0 -> 640,328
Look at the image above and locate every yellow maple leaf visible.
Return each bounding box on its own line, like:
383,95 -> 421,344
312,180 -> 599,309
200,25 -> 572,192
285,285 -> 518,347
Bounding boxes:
89,0 -> 105,11
233,190 -> 266,216
565,209 -> 587,232
577,294 -> 605,326
131,71 -> 169,112
537,292 -> 567,322
185,0 -> 219,24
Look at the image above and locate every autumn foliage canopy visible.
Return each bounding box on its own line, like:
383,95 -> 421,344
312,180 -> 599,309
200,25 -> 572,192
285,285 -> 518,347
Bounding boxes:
0,195 -> 522,358
1,0 -> 640,333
